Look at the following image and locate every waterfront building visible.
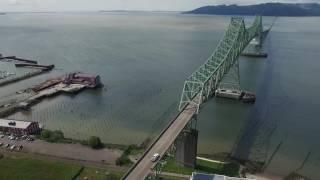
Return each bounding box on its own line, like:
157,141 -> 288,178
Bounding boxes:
0,119 -> 40,135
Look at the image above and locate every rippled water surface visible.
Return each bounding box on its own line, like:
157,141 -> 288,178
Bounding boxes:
0,13 -> 319,179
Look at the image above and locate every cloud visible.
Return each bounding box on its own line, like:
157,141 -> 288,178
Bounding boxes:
8,0 -> 39,5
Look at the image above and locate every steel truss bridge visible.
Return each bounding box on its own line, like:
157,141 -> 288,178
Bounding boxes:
123,16 -> 271,180
179,16 -> 268,113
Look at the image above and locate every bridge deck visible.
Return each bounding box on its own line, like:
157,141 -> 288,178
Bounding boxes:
124,103 -> 197,180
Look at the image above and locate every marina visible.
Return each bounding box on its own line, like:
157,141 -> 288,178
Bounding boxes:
0,72 -> 101,117
0,54 -> 54,87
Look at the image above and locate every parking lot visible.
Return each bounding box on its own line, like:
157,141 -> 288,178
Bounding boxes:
0,134 -> 34,152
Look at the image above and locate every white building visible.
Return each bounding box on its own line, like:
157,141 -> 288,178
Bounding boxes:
190,172 -> 255,180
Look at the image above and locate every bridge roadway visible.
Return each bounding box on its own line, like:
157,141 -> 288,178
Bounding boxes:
123,103 -> 197,180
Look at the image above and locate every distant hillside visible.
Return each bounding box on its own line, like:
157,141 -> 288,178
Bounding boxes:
184,3 -> 320,16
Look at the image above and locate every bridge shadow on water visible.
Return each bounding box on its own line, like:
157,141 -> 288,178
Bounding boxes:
230,38 -> 280,171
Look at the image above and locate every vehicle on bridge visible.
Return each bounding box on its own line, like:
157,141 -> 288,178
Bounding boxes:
151,153 -> 160,162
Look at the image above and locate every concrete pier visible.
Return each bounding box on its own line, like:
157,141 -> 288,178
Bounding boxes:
175,129 -> 198,168
0,70 -> 48,87
0,55 -> 38,64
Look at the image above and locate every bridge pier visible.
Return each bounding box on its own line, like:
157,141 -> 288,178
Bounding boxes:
175,129 -> 198,168
174,115 -> 198,168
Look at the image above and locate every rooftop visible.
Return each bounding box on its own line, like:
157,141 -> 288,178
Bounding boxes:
0,119 -> 33,129
191,173 -> 255,180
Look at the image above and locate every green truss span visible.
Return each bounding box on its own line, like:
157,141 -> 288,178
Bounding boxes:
179,16 -> 263,113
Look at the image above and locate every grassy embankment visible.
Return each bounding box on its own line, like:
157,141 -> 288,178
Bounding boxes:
162,157 -> 239,177
39,129 -> 130,151
0,155 -> 123,180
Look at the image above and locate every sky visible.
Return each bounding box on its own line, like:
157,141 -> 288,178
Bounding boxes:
0,0 -> 319,12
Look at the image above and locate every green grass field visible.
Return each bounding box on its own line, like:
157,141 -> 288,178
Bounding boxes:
76,167 -> 123,180
0,157 -> 81,180
0,155 -> 124,180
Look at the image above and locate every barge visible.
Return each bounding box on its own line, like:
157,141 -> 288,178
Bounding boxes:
241,52 -> 268,58
215,88 -> 256,103
215,89 -> 242,100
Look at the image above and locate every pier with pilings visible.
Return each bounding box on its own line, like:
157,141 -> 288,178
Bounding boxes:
0,53 -> 54,87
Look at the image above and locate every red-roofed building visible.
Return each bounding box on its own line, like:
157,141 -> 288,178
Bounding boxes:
64,72 -> 101,88
0,119 -> 40,135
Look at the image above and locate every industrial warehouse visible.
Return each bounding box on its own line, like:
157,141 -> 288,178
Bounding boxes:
0,119 -> 40,135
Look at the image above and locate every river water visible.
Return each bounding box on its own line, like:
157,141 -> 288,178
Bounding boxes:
0,12 -> 319,179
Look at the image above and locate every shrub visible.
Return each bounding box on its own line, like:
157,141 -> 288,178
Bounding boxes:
123,145 -> 139,155
41,130 -> 52,139
88,136 -> 102,149
116,156 -> 131,166
41,129 -> 65,143
49,132 -> 64,142
115,145 -> 136,166
53,130 -> 64,138
106,173 -> 119,180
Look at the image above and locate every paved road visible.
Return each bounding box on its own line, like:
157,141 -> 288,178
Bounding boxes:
124,103 -> 197,180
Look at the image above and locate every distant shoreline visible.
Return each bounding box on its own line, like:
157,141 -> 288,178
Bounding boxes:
184,3 -> 320,17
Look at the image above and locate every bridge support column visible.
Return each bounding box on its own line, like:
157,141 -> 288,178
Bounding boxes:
242,41 -> 268,58
175,116 -> 198,168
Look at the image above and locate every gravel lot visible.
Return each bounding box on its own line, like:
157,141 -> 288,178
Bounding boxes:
0,135 -> 122,165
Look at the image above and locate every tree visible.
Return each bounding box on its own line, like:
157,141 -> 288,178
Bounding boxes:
41,130 -> 64,142
88,136 -> 102,149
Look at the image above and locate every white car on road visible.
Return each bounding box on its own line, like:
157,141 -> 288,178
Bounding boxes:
151,153 -> 160,162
